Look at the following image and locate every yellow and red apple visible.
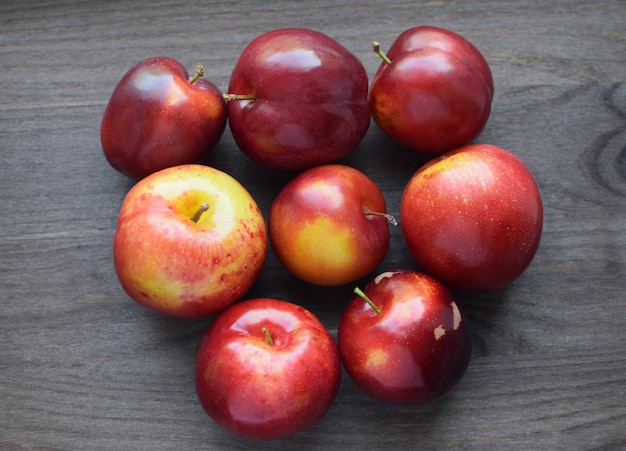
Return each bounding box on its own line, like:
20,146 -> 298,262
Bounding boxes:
113,164 -> 267,318
268,164 -> 394,286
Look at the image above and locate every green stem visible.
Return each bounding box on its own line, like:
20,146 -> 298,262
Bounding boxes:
354,287 -> 381,315
261,326 -> 274,346
372,41 -> 392,64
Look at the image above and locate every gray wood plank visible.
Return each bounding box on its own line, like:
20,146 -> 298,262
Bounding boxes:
1,0 -> 625,449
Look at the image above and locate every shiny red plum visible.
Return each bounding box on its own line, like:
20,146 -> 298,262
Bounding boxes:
401,144 -> 543,290
226,28 -> 370,171
338,270 -> 472,405
101,56 -> 227,179
369,26 -> 493,154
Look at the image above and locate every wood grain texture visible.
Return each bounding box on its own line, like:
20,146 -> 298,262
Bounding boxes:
1,1 -> 625,449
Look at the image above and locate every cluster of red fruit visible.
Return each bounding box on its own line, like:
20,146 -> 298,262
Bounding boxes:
102,26 -> 543,441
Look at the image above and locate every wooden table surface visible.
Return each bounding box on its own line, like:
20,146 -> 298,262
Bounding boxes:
1,1 -> 625,449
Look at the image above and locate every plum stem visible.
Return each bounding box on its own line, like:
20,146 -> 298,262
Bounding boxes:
261,326 -> 274,346
189,65 -> 205,84
190,202 -> 210,223
354,287 -> 381,315
222,93 -> 257,102
372,41 -> 392,64
365,211 -> 398,226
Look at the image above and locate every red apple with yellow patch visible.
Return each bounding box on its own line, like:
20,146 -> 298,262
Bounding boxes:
268,164 -> 394,286
113,164 -> 267,318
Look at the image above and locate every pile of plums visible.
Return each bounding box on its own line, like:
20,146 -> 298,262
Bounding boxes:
102,26 -> 543,440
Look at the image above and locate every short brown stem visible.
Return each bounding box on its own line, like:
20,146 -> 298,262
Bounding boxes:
261,326 -> 274,346
222,93 -> 257,102
372,41 -> 392,64
354,287 -> 382,315
365,211 -> 398,226
190,202 -> 210,223
189,65 -> 205,84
